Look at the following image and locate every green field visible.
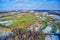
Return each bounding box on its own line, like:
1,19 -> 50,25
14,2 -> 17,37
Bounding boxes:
0,13 -> 38,29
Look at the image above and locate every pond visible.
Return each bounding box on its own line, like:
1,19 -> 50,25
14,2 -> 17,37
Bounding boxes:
0,20 -> 14,26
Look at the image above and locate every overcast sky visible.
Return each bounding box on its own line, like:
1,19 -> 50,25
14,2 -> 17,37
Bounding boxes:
0,0 -> 60,12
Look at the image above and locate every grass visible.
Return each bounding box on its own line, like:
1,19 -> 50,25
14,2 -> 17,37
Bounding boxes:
1,13 -> 38,29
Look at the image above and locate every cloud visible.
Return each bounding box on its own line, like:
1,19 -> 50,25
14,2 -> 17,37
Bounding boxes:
15,0 -> 28,2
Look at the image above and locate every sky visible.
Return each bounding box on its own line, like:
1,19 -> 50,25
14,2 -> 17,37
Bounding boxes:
0,0 -> 60,12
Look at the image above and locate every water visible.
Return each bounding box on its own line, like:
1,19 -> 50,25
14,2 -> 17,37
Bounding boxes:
0,20 -> 14,26
0,31 -> 16,40
45,35 -> 59,40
